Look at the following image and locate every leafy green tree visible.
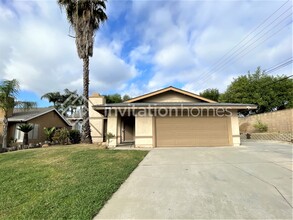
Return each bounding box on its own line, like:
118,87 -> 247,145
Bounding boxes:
104,94 -> 131,103
17,124 -> 34,146
52,128 -> 70,145
57,0 -> 108,143
200,88 -> 220,102
0,79 -> 36,149
104,94 -> 122,103
122,94 -> 131,102
220,67 -> 293,114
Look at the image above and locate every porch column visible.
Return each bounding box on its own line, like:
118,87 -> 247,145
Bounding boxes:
231,110 -> 240,146
107,114 -> 121,148
89,93 -> 105,143
135,113 -> 154,148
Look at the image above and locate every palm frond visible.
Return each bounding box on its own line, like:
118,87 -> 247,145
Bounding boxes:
0,79 -> 20,111
17,124 -> 34,133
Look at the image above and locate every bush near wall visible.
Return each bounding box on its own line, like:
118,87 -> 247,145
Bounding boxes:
239,109 -> 293,133
239,109 -> 293,143
253,120 -> 268,132
69,130 -> 81,144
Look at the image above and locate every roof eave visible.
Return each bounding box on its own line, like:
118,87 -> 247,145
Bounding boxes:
125,86 -> 217,103
8,108 -> 72,126
93,105 -> 257,111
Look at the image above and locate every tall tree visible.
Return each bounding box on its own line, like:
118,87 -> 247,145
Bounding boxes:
0,79 -> 18,149
104,94 -> 122,103
122,94 -> 131,102
200,88 -> 220,102
58,0 -> 107,143
220,67 -> 293,114
0,79 -> 36,149
41,92 -> 62,108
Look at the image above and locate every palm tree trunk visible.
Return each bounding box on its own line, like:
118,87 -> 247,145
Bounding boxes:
82,56 -> 93,143
2,116 -> 8,149
23,133 -> 29,146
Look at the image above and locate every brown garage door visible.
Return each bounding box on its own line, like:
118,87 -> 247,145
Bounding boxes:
156,117 -> 231,147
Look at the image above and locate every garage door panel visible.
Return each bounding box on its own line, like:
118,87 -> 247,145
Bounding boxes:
156,117 -> 231,147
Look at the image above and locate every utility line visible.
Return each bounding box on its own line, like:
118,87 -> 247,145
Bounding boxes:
199,6 -> 292,80
199,19 -> 292,89
195,0 -> 292,87
198,0 -> 290,75
264,58 -> 293,73
198,12 -> 292,87
203,16 -> 292,78
262,74 -> 293,87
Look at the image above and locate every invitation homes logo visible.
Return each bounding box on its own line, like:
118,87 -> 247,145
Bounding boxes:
107,105 -> 236,118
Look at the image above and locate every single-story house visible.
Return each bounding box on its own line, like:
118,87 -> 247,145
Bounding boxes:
1,107 -> 71,144
89,86 -> 257,148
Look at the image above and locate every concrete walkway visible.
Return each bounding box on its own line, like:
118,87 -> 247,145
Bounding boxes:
94,142 -> 293,219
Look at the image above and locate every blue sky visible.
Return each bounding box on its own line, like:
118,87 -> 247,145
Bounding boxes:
0,0 -> 292,107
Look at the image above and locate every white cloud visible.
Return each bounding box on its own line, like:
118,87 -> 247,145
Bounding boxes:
0,0 -> 291,103
130,45 -> 151,64
126,0 -> 292,93
0,1 -> 137,97
90,47 -> 138,92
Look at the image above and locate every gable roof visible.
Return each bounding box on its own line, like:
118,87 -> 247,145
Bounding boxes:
125,86 -> 217,103
8,107 -> 71,126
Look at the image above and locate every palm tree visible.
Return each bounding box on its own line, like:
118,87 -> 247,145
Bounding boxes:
0,79 -> 37,149
41,92 -> 62,108
57,0 -> 107,143
17,124 -> 34,146
0,79 -> 18,149
43,127 -> 56,142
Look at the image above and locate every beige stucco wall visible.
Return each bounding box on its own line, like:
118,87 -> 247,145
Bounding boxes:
89,93 -> 105,143
142,91 -> 203,103
239,109 -> 293,133
105,109 -> 239,148
135,114 -> 153,148
231,110 -> 240,146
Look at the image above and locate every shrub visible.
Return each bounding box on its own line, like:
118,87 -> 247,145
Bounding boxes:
69,130 -> 81,144
106,132 -> 115,143
253,119 -> 268,133
43,127 -> 56,142
52,128 -> 70,145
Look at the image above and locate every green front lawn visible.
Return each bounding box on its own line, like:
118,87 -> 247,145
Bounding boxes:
0,145 -> 148,220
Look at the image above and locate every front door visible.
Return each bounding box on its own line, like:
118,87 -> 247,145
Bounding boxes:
121,116 -> 135,142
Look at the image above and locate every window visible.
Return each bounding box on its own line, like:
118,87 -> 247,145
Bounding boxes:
14,123 -> 39,142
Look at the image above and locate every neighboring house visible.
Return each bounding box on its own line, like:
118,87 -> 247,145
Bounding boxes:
89,86 -> 257,148
5,107 -> 71,144
66,107 -> 83,133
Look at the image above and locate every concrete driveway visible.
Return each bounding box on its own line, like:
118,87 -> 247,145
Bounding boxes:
95,142 -> 292,219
